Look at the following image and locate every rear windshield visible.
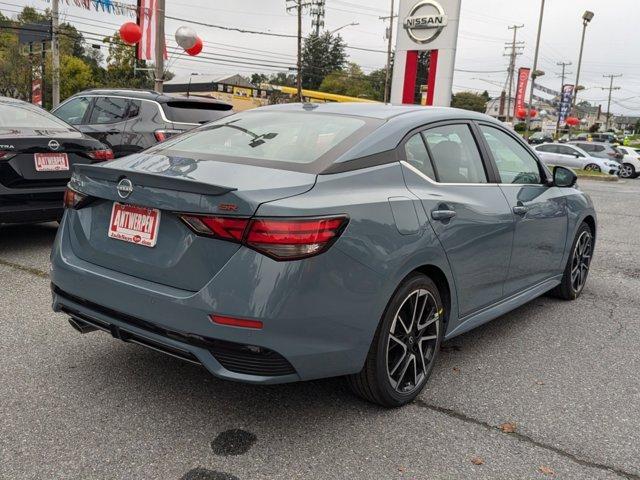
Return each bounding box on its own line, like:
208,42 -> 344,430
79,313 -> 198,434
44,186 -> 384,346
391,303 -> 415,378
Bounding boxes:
153,110 -> 374,169
0,102 -> 73,131
162,100 -> 233,124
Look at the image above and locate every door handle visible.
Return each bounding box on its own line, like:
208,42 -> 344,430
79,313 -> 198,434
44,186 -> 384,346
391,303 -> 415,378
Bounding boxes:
512,205 -> 528,215
431,209 -> 457,221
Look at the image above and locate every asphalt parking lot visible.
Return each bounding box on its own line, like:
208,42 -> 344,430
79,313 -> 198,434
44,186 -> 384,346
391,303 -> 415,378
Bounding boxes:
1,179 -> 639,480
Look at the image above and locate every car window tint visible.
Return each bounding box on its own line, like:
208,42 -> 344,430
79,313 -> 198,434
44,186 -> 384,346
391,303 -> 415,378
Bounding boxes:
162,101 -> 233,124
53,97 -> 90,125
557,145 -> 577,156
423,124 -> 487,183
88,97 -> 129,124
536,145 -> 553,153
480,125 -> 541,184
128,100 -> 141,118
404,133 -> 436,180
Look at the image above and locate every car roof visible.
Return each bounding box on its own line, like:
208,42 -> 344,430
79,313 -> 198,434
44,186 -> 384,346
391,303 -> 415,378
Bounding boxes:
65,89 -> 231,106
0,96 -> 28,105
254,103 -> 504,163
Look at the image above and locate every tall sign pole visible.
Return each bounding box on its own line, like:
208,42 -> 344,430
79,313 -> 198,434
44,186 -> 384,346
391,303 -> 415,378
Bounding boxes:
154,0 -> 166,93
51,0 -> 60,107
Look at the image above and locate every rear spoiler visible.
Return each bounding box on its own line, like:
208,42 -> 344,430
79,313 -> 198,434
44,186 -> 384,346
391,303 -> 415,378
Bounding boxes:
73,164 -> 236,196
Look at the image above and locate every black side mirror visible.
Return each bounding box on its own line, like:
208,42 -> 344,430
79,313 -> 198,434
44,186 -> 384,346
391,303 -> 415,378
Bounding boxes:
553,166 -> 577,188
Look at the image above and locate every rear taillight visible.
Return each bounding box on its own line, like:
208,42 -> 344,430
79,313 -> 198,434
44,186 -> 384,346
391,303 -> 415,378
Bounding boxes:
63,187 -> 90,209
154,129 -> 183,142
0,151 -> 16,160
87,149 -> 114,162
180,215 -> 348,260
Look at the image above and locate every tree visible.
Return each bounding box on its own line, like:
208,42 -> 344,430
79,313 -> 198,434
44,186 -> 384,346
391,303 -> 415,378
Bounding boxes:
319,63 -> 375,99
59,55 -> 94,99
103,32 -> 154,89
451,91 -> 487,113
301,32 -> 347,90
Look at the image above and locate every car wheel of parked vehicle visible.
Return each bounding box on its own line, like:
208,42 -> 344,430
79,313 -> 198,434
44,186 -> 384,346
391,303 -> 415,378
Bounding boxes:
584,164 -> 601,172
347,273 -> 444,407
619,163 -> 636,179
551,222 -> 593,300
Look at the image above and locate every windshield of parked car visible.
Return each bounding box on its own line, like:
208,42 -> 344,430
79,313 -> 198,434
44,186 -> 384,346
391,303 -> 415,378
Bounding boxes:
154,110 -> 371,165
0,102 -> 74,131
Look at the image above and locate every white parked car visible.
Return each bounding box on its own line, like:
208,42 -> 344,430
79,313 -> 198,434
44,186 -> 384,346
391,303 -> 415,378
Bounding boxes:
614,146 -> 640,178
533,143 -> 620,175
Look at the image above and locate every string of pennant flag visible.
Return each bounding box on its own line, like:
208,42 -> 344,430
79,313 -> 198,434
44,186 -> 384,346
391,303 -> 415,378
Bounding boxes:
42,0 -> 137,17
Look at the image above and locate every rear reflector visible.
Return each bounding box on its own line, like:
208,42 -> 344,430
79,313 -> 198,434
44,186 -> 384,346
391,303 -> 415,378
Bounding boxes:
210,314 -> 263,330
87,149 -> 114,162
154,129 -> 183,142
180,215 -> 348,260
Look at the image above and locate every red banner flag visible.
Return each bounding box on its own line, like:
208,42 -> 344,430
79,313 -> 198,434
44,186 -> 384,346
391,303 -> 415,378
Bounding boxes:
514,67 -> 530,117
137,0 -> 166,61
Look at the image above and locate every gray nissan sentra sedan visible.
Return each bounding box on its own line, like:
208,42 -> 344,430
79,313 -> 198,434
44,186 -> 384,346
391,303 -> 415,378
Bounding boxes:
51,103 -> 596,407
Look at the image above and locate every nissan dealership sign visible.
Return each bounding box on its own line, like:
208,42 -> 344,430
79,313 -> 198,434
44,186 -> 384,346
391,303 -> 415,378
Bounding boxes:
403,0 -> 448,44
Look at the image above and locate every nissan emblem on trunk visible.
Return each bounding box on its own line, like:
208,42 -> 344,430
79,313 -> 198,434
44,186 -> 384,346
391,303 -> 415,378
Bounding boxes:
48,139 -> 60,151
117,178 -> 134,199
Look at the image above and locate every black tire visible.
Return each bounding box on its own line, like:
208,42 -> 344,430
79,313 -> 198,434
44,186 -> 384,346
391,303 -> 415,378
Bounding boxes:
347,273 -> 444,407
619,163 -> 636,179
584,164 -> 601,172
551,222 -> 593,300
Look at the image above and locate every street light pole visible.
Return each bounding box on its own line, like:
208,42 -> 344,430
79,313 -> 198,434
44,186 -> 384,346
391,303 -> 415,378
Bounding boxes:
572,11 -> 594,111
525,0 -> 545,139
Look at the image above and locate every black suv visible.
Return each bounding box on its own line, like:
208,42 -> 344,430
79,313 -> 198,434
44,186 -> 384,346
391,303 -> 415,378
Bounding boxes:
52,89 -> 233,158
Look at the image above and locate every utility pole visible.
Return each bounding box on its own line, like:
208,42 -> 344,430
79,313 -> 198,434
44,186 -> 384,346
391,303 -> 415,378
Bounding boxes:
154,0 -> 166,93
504,24 -> 524,124
555,61 -> 572,134
602,74 -> 622,130
525,0 -> 545,139
286,0 -> 309,102
310,0 -> 325,36
380,0 -> 396,103
51,0 -> 60,107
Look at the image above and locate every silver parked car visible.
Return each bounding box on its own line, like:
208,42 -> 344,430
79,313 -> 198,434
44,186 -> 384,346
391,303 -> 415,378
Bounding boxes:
534,143 -> 620,175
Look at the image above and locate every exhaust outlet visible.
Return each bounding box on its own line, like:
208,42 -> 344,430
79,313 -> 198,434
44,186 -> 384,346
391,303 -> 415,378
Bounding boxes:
68,317 -> 98,334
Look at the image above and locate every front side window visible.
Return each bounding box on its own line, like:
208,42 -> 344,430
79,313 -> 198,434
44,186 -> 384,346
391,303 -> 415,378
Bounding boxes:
53,97 -> 90,125
422,124 -> 487,183
480,125 -> 541,184
88,97 -> 130,124
558,145 -> 581,157
404,133 -> 436,180
155,111 -> 369,165
536,145 -> 555,153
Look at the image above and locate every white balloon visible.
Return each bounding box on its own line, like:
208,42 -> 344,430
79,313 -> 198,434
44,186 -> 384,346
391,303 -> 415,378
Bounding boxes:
175,26 -> 198,50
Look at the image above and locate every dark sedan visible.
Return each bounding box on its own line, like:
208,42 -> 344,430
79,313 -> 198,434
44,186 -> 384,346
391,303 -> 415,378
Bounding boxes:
0,97 -> 113,224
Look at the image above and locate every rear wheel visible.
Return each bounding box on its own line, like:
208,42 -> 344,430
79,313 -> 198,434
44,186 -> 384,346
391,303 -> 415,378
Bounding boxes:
347,273 -> 444,407
619,163 -> 636,178
584,164 -> 601,172
551,222 -> 593,300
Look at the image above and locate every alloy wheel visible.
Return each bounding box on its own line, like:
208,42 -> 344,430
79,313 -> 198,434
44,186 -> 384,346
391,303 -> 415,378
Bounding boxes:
386,289 -> 440,394
619,164 -> 634,178
571,230 -> 592,293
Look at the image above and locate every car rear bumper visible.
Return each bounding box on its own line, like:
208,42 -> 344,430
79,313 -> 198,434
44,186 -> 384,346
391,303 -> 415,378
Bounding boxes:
50,214 -> 387,384
0,197 -> 63,223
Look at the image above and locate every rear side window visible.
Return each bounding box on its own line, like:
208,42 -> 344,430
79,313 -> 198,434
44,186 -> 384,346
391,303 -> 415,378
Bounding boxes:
536,145 -> 555,153
88,97 -> 132,124
480,125 -> 541,184
404,133 -> 436,180
423,124 -> 487,183
162,101 -> 233,124
558,145 -> 580,156
53,97 -> 90,125
156,110 -> 370,165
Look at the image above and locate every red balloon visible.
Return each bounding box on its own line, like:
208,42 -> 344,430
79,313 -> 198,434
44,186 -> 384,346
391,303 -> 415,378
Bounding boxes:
119,22 -> 142,45
566,116 -> 580,126
529,109 -> 538,119
186,36 -> 203,56
516,107 -> 528,120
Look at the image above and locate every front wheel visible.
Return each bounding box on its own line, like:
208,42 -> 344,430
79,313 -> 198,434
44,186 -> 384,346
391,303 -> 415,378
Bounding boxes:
551,222 -> 593,300
584,164 -> 601,172
619,163 -> 636,178
347,273 -> 444,407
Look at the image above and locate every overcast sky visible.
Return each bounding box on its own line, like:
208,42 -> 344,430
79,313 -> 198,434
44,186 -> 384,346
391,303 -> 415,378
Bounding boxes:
5,0 -> 640,115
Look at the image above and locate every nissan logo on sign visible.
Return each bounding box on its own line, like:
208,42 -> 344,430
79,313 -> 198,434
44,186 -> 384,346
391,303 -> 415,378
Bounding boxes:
117,178 -> 134,199
404,0 -> 448,44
